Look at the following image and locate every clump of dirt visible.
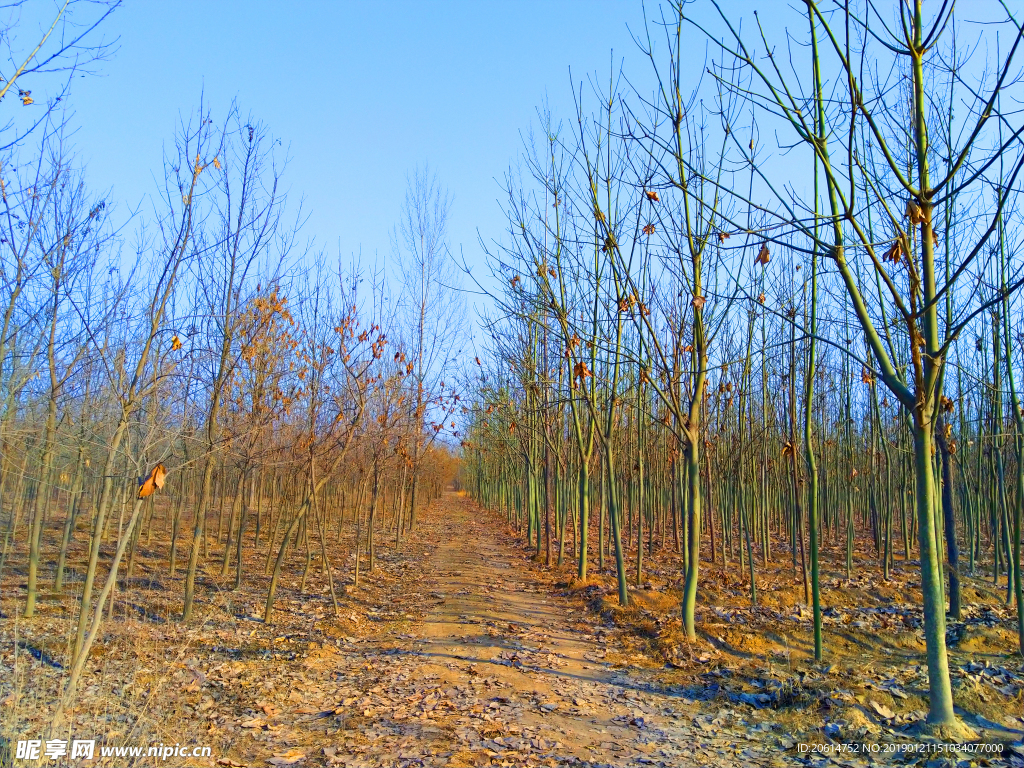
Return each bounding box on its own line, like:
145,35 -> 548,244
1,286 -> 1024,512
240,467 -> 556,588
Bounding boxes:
628,587 -> 679,613
913,720 -> 981,742
955,625 -> 1018,653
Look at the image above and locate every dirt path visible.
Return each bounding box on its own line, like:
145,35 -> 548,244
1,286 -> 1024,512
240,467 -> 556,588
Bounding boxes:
322,494 -> 801,768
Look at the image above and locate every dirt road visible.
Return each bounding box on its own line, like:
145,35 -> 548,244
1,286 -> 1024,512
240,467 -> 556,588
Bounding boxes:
318,494 -> 797,768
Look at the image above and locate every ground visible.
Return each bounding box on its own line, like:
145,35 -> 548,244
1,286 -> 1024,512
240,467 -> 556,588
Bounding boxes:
1,493 -> 1023,767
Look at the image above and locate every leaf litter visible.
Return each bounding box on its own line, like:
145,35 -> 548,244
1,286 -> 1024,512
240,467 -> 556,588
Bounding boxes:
3,494 -> 1023,767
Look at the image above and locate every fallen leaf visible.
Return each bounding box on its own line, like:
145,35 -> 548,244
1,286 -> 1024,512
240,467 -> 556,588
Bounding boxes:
268,750 -> 306,766
869,700 -> 895,720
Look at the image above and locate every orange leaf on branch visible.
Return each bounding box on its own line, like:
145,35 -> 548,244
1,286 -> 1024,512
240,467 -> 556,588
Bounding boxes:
755,243 -> 770,266
572,360 -> 592,385
883,240 -> 902,264
138,464 -> 167,499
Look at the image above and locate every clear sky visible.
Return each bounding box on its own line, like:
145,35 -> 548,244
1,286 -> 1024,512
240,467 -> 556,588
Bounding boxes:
13,1 -> 1011,341
56,1 -> 669,324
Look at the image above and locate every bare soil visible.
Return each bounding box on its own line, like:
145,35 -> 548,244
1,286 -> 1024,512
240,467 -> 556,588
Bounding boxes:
2,493 -> 1023,767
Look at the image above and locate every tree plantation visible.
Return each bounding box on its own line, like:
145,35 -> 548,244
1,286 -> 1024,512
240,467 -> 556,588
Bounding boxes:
3,1 -> 1024,767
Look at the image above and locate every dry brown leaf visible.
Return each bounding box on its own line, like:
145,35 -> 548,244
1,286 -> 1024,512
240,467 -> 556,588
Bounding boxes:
138,463 -> 167,499
755,243 -> 770,266
906,199 -> 926,225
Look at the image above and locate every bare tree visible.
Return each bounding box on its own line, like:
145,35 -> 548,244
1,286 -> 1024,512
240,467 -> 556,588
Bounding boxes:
182,109 -> 291,621
393,166 -> 464,533
0,0 -> 119,150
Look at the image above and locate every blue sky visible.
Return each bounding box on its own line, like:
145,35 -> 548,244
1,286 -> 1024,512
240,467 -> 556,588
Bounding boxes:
57,1 -> 667,321
11,1 -> 1011,342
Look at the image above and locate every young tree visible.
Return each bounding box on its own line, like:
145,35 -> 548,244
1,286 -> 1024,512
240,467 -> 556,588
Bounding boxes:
687,0 -> 1024,733
182,110 -> 290,621
393,166 -> 464,534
